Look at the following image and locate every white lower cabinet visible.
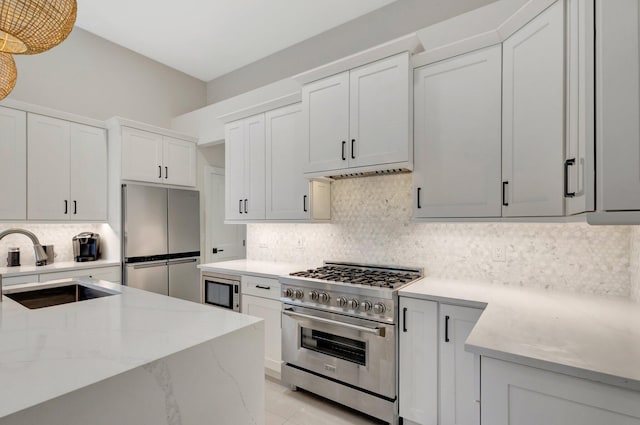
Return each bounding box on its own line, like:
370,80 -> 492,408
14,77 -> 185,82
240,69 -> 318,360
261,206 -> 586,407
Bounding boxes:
482,357 -> 640,425
240,275 -> 281,376
399,298 -> 482,425
399,297 -> 438,425
440,304 -> 482,425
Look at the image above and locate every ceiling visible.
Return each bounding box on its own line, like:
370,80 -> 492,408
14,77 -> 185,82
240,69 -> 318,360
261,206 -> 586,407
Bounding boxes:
75,0 -> 397,82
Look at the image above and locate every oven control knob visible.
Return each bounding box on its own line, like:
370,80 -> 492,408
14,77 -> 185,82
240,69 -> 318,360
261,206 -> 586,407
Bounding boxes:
284,288 -> 294,298
319,292 -> 330,303
336,297 -> 347,307
373,303 -> 386,314
347,299 -> 359,310
294,289 -> 304,299
309,290 -> 319,301
361,301 -> 372,312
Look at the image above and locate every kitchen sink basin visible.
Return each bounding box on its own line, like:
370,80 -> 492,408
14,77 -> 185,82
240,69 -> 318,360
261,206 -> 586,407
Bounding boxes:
4,282 -> 118,309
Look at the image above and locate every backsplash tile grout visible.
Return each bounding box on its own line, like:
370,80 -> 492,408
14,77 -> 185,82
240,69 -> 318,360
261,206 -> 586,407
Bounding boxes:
248,174 -> 633,297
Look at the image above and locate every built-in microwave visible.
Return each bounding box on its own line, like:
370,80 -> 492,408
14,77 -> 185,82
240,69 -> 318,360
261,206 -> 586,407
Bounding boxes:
201,272 -> 240,312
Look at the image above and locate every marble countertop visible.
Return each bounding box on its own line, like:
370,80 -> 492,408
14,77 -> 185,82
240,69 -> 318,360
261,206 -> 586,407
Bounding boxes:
198,259 -> 318,278
400,277 -> 640,391
0,260 -> 120,277
0,278 -> 261,419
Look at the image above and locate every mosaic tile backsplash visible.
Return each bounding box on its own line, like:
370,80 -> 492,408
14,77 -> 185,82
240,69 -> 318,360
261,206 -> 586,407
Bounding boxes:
631,227 -> 640,302
0,223 -> 117,266
248,174 -> 633,297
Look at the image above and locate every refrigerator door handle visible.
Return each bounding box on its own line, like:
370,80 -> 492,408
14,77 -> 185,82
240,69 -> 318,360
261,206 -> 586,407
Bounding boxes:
168,258 -> 198,265
130,261 -> 168,269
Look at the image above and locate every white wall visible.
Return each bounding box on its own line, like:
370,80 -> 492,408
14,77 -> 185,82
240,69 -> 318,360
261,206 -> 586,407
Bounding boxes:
205,0 -> 497,103
247,174 -> 633,297
9,28 -> 206,128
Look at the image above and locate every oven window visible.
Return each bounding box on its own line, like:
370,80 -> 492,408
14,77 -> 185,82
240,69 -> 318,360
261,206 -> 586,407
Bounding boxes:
301,327 -> 366,366
205,280 -> 233,309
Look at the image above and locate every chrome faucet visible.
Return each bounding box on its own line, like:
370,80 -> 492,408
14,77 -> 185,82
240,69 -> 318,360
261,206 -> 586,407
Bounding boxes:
0,228 -> 48,265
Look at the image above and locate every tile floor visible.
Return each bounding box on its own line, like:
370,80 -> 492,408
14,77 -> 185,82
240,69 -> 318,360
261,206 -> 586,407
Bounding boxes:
265,376 -> 387,425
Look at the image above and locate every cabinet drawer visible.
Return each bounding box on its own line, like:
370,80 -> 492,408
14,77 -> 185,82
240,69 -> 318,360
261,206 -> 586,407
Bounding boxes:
40,266 -> 121,283
2,274 -> 39,286
241,275 -> 281,300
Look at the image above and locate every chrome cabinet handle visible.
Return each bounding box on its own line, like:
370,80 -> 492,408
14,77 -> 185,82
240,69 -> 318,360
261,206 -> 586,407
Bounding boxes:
64,200 -> 68,214
341,141 -> 346,161
255,284 -> 271,290
351,139 -> 356,159
502,181 -> 509,207
159,165 -> 162,178
73,200 -> 77,215
417,188 -> 422,209
445,315 -> 450,342
303,195 -> 308,212
239,200 -> 243,214
244,199 -> 248,214
165,166 -> 168,179
283,309 -> 384,336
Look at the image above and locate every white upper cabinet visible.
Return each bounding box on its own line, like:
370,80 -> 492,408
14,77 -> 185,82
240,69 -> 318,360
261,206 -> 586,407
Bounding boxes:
28,113 -> 107,221
69,123 -> 108,221
0,107 -> 26,220
349,54 -> 410,168
596,0 -> 640,212
266,103 -> 331,221
413,45 -> 502,218
225,114 -> 265,221
303,72 -> 350,173
302,52 -> 411,176
121,126 -> 196,187
502,1 -> 565,217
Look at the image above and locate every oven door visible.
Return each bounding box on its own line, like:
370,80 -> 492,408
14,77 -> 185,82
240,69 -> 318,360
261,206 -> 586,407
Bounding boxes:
282,304 -> 395,399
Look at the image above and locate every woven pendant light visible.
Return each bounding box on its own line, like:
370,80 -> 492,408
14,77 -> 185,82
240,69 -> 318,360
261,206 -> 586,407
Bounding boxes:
0,0 -> 77,54
0,52 -> 16,99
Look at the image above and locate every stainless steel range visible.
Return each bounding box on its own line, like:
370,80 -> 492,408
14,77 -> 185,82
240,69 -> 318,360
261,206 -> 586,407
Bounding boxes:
279,261 -> 423,425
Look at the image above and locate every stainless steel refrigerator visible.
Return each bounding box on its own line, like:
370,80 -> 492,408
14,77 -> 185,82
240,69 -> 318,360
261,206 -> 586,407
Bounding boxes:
122,184 -> 201,302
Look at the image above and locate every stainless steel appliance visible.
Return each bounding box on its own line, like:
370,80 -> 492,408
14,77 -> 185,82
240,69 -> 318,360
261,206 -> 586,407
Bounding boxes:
122,184 -> 201,303
280,261 -> 423,425
201,272 -> 240,312
73,232 -> 100,262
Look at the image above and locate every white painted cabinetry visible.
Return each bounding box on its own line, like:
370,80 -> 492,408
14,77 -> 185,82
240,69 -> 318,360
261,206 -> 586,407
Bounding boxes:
302,53 -> 411,176
27,114 -> 107,221
240,275 -> 281,377
440,304 -> 482,425
0,107 -> 26,220
482,357 -> 640,425
265,103 -> 331,221
224,114 -> 266,220
399,297 -> 438,425
2,265 -> 121,286
501,0 -> 565,217
595,0 -> 640,212
413,45 -> 502,218
121,127 -> 196,187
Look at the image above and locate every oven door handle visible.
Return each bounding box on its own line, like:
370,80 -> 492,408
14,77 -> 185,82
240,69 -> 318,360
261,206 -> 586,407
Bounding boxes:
283,309 -> 385,336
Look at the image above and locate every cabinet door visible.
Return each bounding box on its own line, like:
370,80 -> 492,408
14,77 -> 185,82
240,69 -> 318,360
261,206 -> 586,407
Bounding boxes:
27,114 -> 70,220
241,294 -> 282,375
265,103 -> 308,220
302,72 -> 350,173
502,1 -> 565,217
243,114 -> 265,220
69,123 -> 107,221
565,0 -> 595,215
0,107 -> 26,220
225,121 -> 245,220
163,136 -> 196,187
440,304 -> 482,425
596,0 -> 640,211
482,357 -> 640,425
399,297 -> 438,425
349,53 -> 410,168
413,46 -> 502,218
121,127 -> 164,183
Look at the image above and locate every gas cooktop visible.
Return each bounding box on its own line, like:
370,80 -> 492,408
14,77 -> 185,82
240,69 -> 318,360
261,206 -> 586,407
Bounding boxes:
290,263 -> 421,290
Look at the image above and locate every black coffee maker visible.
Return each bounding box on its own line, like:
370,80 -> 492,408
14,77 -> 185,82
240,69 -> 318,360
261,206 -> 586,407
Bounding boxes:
72,232 -> 100,262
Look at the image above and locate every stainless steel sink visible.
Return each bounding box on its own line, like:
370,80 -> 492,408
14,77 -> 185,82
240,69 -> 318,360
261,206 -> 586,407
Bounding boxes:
3,281 -> 118,309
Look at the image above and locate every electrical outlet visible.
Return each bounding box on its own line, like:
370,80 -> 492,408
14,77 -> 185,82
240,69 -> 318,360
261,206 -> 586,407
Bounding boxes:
296,239 -> 305,250
492,246 -> 506,262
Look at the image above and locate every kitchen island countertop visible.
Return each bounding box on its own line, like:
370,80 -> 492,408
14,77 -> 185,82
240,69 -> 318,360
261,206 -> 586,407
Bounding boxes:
400,277 -> 640,392
0,278 -> 262,421
0,259 -> 120,278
